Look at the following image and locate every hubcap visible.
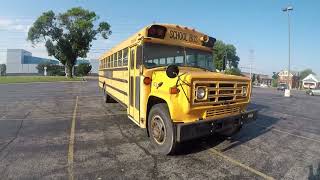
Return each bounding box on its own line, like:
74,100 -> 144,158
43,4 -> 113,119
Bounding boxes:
151,115 -> 166,144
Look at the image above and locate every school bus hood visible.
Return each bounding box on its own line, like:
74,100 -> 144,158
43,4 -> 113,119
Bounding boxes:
180,70 -> 250,82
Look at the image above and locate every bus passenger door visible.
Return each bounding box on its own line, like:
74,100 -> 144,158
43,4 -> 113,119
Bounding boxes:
128,46 -> 140,124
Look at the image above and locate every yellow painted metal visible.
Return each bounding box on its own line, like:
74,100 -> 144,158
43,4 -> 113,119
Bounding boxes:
98,23 -> 252,129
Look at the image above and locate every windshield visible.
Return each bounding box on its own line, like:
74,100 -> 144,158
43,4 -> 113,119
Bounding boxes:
143,43 -> 215,71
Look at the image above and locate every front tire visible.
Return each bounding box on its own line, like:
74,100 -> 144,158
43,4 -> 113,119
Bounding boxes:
147,103 -> 177,155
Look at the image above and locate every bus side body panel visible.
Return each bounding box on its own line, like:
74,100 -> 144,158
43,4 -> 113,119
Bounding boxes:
99,68 -> 129,108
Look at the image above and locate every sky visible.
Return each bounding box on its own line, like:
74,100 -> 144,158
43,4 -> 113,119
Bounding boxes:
0,0 -> 319,75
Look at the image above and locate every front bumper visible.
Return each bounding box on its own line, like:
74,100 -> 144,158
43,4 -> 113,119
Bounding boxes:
176,109 -> 258,142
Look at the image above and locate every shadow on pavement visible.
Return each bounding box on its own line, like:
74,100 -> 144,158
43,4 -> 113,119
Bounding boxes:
174,102 -> 279,155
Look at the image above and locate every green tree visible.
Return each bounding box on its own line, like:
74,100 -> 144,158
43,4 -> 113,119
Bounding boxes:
36,62 -> 51,74
36,62 -> 65,76
252,73 -> 256,83
272,79 -> 278,87
76,63 -> 92,76
213,40 -> 240,71
0,64 -> 6,76
299,68 -> 316,80
271,72 -> 278,87
27,7 -> 111,78
225,67 -> 241,76
272,72 -> 278,80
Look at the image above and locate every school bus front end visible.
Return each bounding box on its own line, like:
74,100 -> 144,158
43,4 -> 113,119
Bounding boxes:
144,68 -> 257,145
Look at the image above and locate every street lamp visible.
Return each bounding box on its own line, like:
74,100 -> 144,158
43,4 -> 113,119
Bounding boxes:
282,5 -> 293,97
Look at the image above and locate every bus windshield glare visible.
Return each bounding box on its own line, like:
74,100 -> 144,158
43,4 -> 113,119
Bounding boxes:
143,43 -> 215,71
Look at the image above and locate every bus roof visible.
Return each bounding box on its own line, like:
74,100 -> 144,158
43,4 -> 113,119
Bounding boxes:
99,23 -> 214,60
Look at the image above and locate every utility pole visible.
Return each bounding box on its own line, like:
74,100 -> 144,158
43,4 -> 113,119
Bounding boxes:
282,5 -> 293,97
249,49 -> 255,79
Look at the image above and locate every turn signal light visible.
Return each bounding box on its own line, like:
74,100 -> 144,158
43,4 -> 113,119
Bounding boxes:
143,77 -> 152,85
147,25 -> 167,39
170,87 -> 180,94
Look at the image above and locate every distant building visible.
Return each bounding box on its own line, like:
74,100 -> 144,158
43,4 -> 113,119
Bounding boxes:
277,70 -> 300,89
6,49 -> 58,74
5,49 -> 98,75
242,72 -> 272,86
302,74 -> 320,89
259,74 -> 272,86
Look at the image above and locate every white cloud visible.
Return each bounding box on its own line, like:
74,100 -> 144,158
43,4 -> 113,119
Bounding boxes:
0,18 -> 13,27
0,17 -> 31,32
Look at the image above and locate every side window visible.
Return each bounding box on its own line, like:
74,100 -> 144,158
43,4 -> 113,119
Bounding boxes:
106,56 -> 109,68
104,58 -> 107,68
130,49 -> 135,69
118,50 -> 122,67
123,48 -> 128,66
110,55 -> 113,68
113,53 -> 117,67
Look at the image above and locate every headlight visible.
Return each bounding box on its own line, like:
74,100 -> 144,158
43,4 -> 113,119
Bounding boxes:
242,86 -> 247,96
196,87 -> 207,100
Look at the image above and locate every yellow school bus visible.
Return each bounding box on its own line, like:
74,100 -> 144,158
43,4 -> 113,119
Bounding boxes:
98,24 -> 257,154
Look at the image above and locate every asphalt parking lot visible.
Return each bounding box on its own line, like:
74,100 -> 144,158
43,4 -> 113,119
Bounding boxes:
1,80 -> 320,180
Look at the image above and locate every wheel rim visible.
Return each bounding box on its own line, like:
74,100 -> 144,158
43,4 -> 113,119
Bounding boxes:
151,115 -> 166,145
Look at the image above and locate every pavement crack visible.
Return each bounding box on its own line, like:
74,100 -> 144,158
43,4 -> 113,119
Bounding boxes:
0,111 -> 30,176
0,111 -> 30,154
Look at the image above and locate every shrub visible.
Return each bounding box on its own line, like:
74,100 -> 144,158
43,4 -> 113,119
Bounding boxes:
36,63 -> 65,76
0,64 -> 6,76
75,63 -> 92,76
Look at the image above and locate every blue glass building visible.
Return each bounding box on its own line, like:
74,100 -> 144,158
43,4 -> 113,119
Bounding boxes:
5,49 -> 98,74
6,49 -> 59,74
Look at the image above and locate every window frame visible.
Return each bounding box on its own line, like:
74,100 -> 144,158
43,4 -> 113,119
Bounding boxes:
123,48 -> 128,66
113,53 -> 118,67
118,50 -> 123,67
110,55 -> 113,68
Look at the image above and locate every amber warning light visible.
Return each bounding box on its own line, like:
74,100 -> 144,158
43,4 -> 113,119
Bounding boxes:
147,25 -> 167,39
143,77 -> 152,85
170,87 -> 180,94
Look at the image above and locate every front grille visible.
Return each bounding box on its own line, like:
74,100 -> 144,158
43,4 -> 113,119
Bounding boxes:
193,80 -> 249,106
206,106 -> 240,118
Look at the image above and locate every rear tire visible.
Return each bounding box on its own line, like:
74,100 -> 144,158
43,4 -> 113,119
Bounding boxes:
103,87 -> 113,103
147,103 -> 177,155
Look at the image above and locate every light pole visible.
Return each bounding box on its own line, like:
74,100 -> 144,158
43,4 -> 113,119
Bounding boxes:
282,5 -> 293,97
